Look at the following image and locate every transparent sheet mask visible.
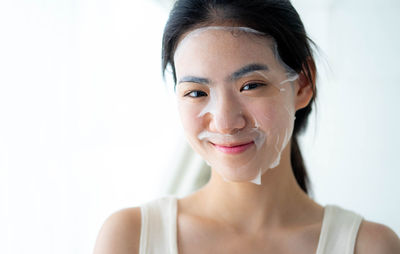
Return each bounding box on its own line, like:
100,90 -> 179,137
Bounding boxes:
174,26 -> 299,185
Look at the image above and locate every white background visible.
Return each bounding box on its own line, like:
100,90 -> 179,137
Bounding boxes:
0,0 -> 399,253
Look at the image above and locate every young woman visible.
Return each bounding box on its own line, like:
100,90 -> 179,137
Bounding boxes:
94,1 -> 400,253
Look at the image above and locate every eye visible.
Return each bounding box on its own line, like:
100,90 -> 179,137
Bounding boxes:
184,90 -> 208,98
240,82 -> 266,92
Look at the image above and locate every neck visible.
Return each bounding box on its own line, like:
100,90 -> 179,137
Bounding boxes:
189,145 -> 317,232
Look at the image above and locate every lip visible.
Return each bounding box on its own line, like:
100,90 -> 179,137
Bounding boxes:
211,141 -> 254,154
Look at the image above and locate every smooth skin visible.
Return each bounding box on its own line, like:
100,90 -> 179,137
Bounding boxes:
93,28 -> 400,254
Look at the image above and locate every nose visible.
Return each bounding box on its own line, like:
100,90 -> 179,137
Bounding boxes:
207,94 -> 247,134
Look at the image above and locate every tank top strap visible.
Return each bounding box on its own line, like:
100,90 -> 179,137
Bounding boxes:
316,205 -> 363,254
139,196 -> 178,254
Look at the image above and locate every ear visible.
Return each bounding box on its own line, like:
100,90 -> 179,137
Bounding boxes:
295,59 -> 316,110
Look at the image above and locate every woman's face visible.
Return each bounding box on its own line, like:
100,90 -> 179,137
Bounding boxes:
174,27 -> 299,184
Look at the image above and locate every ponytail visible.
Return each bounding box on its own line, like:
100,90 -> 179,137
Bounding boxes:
290,136 -> 310,194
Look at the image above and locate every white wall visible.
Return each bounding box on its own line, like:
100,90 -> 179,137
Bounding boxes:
292,0 -> 400,235
0,1 -> 179,253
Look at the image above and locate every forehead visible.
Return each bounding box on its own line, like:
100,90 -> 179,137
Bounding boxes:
174,27 -> 282,77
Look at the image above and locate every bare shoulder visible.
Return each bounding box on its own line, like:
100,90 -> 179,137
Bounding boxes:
355,219 -> 400,254
93,207 -> 142,254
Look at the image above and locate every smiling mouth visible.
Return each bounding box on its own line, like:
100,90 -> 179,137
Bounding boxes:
211,141 -> 254,154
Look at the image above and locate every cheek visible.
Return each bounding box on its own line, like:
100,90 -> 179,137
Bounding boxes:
248,100 -> 293,131
178,102 -> 205,136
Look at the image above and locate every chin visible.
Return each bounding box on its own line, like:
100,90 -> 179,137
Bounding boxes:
215,166 -> 263,183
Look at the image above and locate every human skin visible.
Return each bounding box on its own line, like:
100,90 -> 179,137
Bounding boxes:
173,27 -> 324,253
175,28 -> 298,184
93,26 -> 400,254
171,27 -> 400,253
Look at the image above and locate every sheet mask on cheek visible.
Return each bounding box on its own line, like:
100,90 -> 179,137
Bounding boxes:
174,26 -> 299,185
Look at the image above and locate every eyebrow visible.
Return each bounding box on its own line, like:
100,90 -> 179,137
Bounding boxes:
229,63 -> 269,81
177,63 -> 269,85
178,76 -> 210,85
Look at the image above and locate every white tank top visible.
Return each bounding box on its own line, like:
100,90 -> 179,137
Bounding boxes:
139,196 -> 363,254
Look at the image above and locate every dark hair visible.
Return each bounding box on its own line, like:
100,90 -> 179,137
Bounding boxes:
162,0 -> 317,194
